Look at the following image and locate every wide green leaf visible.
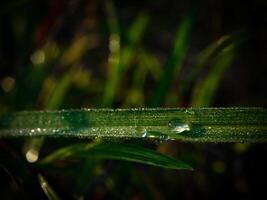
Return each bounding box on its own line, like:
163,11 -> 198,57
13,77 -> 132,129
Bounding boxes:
1,108 -> 266,143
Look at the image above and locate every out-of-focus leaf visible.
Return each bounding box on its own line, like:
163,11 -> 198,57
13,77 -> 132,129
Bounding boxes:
121,13 -> 150,69
149,5 -> 197,107
40,143 -> 193,170
24,65 -> 79,163
191,36 -> 243,106
182,33 -> 242,95
38,174 -> 61,200
45,68 -> 73,110
102,0 -> 121,107
60,35 -> 98,67
103,8 -> 150,107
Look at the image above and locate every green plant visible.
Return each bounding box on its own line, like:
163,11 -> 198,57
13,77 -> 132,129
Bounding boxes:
1,108 -> 266,143
0,107 -> 266,199
1,0 -> 266,199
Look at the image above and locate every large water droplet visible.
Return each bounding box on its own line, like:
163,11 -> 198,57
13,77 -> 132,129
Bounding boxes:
168,119 -> 190,133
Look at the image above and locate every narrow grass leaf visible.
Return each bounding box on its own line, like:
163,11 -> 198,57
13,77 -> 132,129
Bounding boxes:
102,0 -> 121,107
191,37 -> 242,106
23,66 -> 76,163
40,142 -> 193,170
149,7 -> 196,107
182,33 -> 242,94
103,9 -> 149,107
0,108 -> 266,143
38,174 -> 61,200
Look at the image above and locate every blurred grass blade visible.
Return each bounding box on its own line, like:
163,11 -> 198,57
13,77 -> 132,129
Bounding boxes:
38,174 -> 60,200
121,13 -> 150,69
123,48 -> 162,107
103,8 -> 149,107
23,138 -> 43,163
45,68 -> 74,110
149,7 -> 196,107
191,49 -> 234,106
40,142 -> 192,170
182,33 -> 242,94
23,66 -> 77,163
191,36 -> 243,106
141,49 -> 162,81
102,0 -> 121,107
0,108 -> 266,142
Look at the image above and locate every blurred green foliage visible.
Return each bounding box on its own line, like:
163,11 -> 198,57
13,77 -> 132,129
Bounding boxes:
0,0 -> 266,199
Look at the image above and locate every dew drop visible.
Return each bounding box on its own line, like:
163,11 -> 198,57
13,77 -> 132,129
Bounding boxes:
141,129 -> 148,138
25,149 -> 39,163
29,129 -> 35,136
185,109 -> 195,115
168,119 -> 190,133
141,130 -> 169,142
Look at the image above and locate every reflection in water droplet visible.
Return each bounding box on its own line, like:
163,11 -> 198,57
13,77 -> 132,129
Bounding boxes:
168,119 -> 190,133
141,129 -> 147,138
141,130 -> 169,141
29,129 -> 35,136
185,109 -> 195,115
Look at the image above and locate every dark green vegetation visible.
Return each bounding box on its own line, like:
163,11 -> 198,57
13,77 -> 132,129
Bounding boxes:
0,0 -> 267,199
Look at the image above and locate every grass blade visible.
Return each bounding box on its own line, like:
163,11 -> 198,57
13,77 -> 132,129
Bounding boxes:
0,108 -> 266,143
149,7 -> 195,107
102,0 -> 121,107
40,142 -> 192,170
103,10 -> 149,107
191,35 -> 243,106
38,174 -> 60,200
182,33 -> 242,95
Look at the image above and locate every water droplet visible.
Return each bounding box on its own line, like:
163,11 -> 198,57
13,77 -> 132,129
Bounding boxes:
29,129 -> 35,136
185,109 -> 195,115
140,129 -> 169,141
141,129 -> 148,138
25,149 -> 39,163
168,119 -> 190,133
